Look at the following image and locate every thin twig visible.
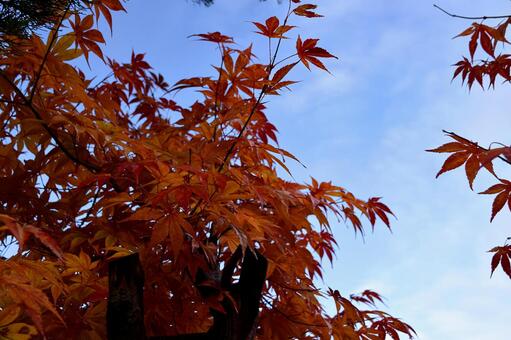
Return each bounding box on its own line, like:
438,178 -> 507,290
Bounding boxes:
273,53 -> 298,68
218,85 -> 267,172
0,70 -> 129,193
188,0 -> 295,219
442,130 -> 511,183
1,72 -> 123,193
78,187 -> 101,228
433,4 -> 511,20
218,0 -> 293,172
211,44 -> 226,142
0,99 -> 18,104
1,72 -> 100,173
261,295 -> 327,328
0,110 -> 14,132
71,72 -> 114,112
270,0 -> 293,67
273,280 -> 319,293
29,5 -> 70,103
443,130 -> 511,166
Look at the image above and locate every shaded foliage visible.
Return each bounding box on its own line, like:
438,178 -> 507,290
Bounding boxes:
0,0 -> 81,47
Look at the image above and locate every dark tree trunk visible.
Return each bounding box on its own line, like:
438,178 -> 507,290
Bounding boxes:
107,253 -> 146,340
107,249 -> 268,340
207,249 -> 268,340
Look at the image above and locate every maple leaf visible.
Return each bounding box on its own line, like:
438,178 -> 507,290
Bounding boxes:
253,16 -> 295,39
69,14 -> 106,62
293,4 -> 323,18
350,289 -> 386,307
24,225 -> 64,260
488,245 -> 511,279
365,197 -> 394,230
94,0 -> 126,32
371,316 -> 416,340
296,35 -> 337,72
434,151 -> 470,178
427,132 -> 503,189
52,34 -> 82,61
479,180 -> 511,221
190,31 -> 234,44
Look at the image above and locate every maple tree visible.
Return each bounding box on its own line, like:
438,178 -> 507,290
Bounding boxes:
0,0 -> 415,339
429,5 -> 511,280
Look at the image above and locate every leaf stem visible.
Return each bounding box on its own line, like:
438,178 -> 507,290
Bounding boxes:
443,130 -> 511,166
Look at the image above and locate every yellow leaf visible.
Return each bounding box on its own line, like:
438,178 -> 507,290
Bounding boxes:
0,305 -> 21,327
0,322 -> 37,340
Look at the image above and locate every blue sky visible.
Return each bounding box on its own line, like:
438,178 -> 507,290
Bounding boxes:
98,1 -> 511,338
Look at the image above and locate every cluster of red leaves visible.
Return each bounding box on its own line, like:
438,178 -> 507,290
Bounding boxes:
429,132 -> 511,223
0,0 -> 414,339
430,9 -> 511,280
452,19 -> 511,88
489,245 -> 511,279
429,129 -> 511,279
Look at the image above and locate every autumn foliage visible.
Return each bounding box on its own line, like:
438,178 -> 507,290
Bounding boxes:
429,7 -> 511,280
0,0 -> 415,339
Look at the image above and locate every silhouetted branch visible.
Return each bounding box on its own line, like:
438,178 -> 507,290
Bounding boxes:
107,253 -> 146,340
442,130 -> 511,166
433,4 -> 511,20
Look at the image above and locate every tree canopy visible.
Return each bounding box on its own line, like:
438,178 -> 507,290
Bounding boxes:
0,0 -> 415,339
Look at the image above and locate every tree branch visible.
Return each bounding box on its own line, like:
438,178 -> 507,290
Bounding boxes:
1,72 -> 100,172
107,253 -> 146,340
219,0 -> 293,173
442,130 -> 511,167
433,4 -> 511,20
261,296 -> 327,328
29,4 -> 70,103
0,72 -> 125,193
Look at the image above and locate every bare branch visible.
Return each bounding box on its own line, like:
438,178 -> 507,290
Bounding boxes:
433,4 -> 511,20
